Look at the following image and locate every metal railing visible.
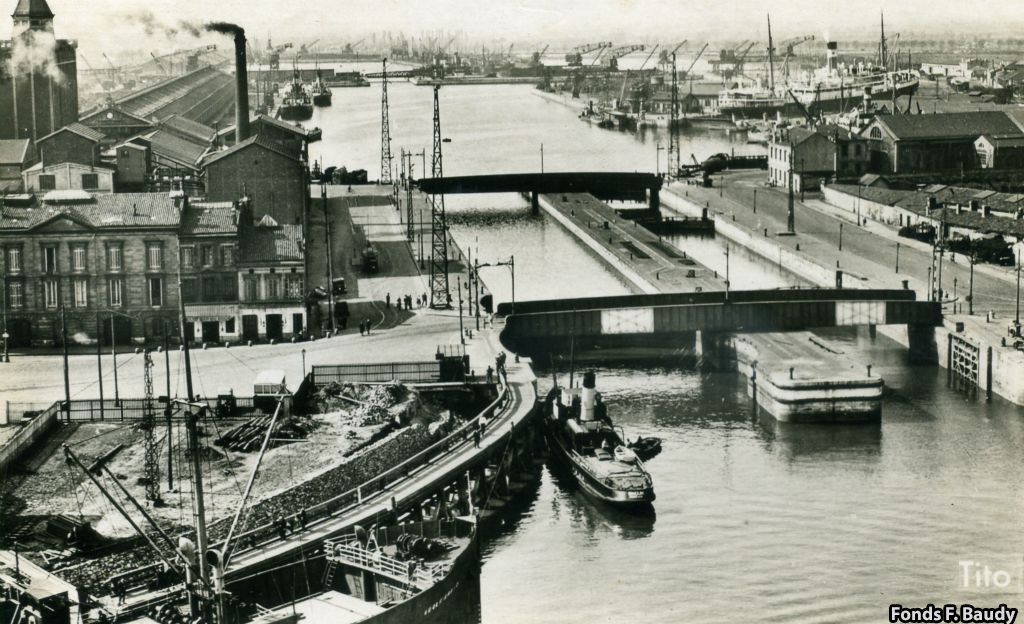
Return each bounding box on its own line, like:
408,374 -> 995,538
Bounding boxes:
7,397 -> 262,423
0,403 -> 60,475
220,377 -> 511,560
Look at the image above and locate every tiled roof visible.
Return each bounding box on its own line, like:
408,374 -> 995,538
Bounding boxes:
180,202 -> 237,236
238,223 -> 303,264
871,112 -> 1023,141
201,134 -> 300,167
253,114 -> 310,137
158,115 -> 217,144
0,193 -> 181,230
144,130 -> 209,168
0,139 -> 31,164
37,122 -> 106,145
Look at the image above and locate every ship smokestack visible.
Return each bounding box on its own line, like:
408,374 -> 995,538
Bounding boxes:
207,22 -> 250,142
826,41 -> 838,73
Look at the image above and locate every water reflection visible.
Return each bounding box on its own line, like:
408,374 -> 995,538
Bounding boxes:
544,460 -> 656,541
757,412 -> 883,462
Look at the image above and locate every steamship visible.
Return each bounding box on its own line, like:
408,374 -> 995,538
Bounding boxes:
719,20 -> 919,120
312,69 -> 333,106
544,371 -> 655,508
279,68 -> 314,120
0,518 -> 480,624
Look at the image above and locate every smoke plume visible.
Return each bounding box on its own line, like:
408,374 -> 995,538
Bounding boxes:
121,10 -> 208,40
10,29 -> 64,83
205,22 -> 245,37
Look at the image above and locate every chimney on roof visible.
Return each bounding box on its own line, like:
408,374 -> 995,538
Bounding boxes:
969,199 -> 980,212
982,204 -> 991,217
926,196 -> 937,211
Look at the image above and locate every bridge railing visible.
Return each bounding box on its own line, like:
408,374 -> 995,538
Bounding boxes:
218,377 -> 510,562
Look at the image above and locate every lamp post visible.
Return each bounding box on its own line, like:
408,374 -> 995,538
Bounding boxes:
301,348 -> 306,378
540,143 -> 544,173
724,244 -> 731,298
839,222 -> 843,251
895,242 -> 900,274
457,280 -> 465,346
656,144 -> 665,177
1016,260 -> 1021,324
968,253 -> 975,315
752,188 -> 757,213
1,275 -> 8,362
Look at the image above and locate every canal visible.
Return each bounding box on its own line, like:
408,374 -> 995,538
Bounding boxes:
309,77 -> 1024,622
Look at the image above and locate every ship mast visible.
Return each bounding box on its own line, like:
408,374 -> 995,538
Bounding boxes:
879,11 -> 887,71
766,13 -> 775,92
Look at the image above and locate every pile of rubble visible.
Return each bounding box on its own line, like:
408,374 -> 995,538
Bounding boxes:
316,381 -> 413,426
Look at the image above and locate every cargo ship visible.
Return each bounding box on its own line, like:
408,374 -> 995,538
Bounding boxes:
544,371 -> 655,508
278,68 -> 313,121
718,17 -> 919,120
311,69 -> 333,107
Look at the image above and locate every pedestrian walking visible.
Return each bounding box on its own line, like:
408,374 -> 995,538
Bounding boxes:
359,321 -> 364,336
364,318 -> 371,335
114,579 -> 126,606
473,427 -> 481,448
299,508 -> 307,530
486,365 -> 494,383
386,293 -> 391,308
422,292 -> 427,307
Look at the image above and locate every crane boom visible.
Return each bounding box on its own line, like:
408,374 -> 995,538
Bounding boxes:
683,43 -> 708,77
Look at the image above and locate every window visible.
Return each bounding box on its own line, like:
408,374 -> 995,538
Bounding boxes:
181,246 -> 195,270
8,281 -> 23,308
42,246 -> 57,274
148,277 -> 163,306
202,276 -> 217,301
81,173 -> 99,190
147,244 -> 163,270
5,247 -> 21,273
221,246 -> 234,267
286,275 -> 302,298
201,245 -> 215,267
266,275 -> 280,300
43,279 -> 58,308
74,278 -> 88,307
869,127 -> 882,139
225,317 -> 235,333
107,244 -> 123,271
181,278 -> 196,303
72,244 -> 87,271
39,174 -> 56,191
243,276 -> 257,301
222,275 -> 237,301
107,278 -> 123,307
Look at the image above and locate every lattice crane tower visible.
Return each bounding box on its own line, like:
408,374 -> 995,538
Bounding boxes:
142,349 -> 161,503
380,59 -> 394,184
429,85 -> 451,308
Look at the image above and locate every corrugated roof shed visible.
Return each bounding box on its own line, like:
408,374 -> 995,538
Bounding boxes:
873,112 -> 1023,141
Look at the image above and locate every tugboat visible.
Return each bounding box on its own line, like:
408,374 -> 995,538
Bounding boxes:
545,370 -> 655,508
278,66 -> 313,121
312,68 -> 333,107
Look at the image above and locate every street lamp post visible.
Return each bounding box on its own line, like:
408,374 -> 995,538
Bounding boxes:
656,144 -> 665,177
724,244 -> 731,298
896,242 -> 900,274
301,348 -> 307,378
1016,260 -> 1021,324
1,275 -> 7,362
968,253 -> 975,315
753,188 -> 757,213
839,222 -> 843,251
540,143 -> 544,173
457,280 -> 465,346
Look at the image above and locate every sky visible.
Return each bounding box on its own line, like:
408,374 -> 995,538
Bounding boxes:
4,0 -> 1024,59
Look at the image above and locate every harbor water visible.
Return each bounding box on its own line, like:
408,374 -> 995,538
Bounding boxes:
309,81 -> 1024,622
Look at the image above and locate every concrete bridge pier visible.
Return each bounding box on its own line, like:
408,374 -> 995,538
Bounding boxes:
907,324 -> 939,364
531,191 -> 539,215
649,187 -> 660,213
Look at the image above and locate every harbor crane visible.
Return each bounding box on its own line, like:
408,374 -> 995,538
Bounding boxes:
565,42 -> 611,66
681,42 -> 709,79
298,39 -> 320,55
149,52 -> 170,76
531,44 -> 550,66
101,52 -> 119,81
343,38 -> 365,54
604,44 -> 644,70
778,35 -> 814,57
659,41 -> 687,68
267,42 -> 293,70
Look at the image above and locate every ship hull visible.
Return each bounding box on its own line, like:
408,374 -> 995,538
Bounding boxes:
313,93 -> 332,107
544,426 -> 656,507
721,78 -> 919,120
279,104 -> 313,121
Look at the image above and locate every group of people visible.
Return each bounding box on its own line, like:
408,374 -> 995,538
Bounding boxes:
386,292 -> 429,311
357,319 -> 373,336
272,509 -> 308,539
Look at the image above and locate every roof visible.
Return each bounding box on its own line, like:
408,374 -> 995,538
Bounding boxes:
0,139 -> 31,164
238,222 -> 303,264
828,183 -> 1024,236
977,133 -> 1024,148
868,112 -> 1024,141
37,122 -> 105,145
139,130 -> 209,168
201,134 -> 300,167
12,0 -> 53,19
0,193 -> 182,231
180,201 -> 237,236
158,115 -> 217,144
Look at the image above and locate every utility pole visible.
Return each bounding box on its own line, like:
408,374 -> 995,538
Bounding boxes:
142,349 -> 161,504
458,279 -> 465,346
178,279 -> 194,401
406,155 -> 415,241
473,258 -> 481,330
380,58 -> 393,183
164,321 -> 173,492
110,316 -> 120,407
429,85 -> 451,308
786,148 -> 795,233
61,305 -> 70,421
96,313 -> 104,420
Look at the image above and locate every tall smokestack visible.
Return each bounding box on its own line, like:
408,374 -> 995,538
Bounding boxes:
207,22 -> 250,142
826,41 -> 838,73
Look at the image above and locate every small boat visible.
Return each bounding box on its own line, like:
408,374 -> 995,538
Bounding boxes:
544,370 -> 655,508
306,126 -> 323,142
627,436 -> 663,461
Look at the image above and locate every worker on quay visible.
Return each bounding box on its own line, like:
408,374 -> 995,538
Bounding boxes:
473,426 -> 481,448
386,293 -> 391,308
299,509 -> 307,530
486,366 -> 494,384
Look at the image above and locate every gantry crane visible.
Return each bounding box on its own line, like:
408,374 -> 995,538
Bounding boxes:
604,44 -> 645,70
565,42 -> 612,66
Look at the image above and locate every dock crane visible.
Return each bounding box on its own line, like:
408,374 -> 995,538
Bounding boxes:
149,52 -> 170,76
101,52 -> 119,81
604,44 -> 644,70
681,42 -> 709,79
267,42 -> 293,70
531,44 -> 550,66
778,35 -> 814,58
565,42 -> 611,66
343,38 -> 365,54
659,41 -> 687,69
298,39 -> 320,55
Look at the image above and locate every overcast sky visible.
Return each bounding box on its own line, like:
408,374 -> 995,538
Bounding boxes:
5,0 -> 1024,57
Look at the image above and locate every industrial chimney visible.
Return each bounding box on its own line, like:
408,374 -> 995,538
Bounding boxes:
207,22 -> 250,142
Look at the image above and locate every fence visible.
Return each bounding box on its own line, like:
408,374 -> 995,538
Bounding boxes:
6,396 -> 262,423
312,361 -> 442,385
219,375 -> 513,561
0,403 -> 60,475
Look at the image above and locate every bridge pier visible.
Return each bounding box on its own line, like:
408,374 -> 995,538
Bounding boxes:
649,187 -> 660,213
531,191 -> 539,216
907,324 -> 938,365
